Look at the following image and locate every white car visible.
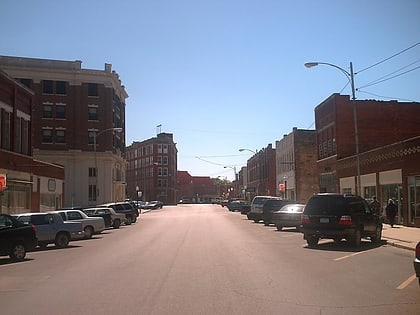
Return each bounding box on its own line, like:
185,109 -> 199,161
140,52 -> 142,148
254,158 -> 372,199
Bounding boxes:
83,207 -> 127,229
55,210 -> 105,239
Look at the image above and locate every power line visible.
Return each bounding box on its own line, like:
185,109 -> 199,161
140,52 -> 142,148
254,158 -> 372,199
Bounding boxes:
358,65 -> 420,89
357,41 -> 420,74
357,90 -> 416,102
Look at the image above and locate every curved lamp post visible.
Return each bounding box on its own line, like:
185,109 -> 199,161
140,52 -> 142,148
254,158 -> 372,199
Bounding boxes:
304,61 -> 360,195
239,148 -> 257,154
94,127 -> 123,201
224,165 -> 237,181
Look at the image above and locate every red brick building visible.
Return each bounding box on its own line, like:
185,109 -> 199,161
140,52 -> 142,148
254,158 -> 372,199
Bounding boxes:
126,133 -> 178,205
315,94 -> 420,226
0,70 -> 64,213
244,144 -> 276,199
0,56 -> 127,207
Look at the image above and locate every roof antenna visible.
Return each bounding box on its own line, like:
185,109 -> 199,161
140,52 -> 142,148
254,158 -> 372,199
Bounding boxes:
156,124 -> 162,135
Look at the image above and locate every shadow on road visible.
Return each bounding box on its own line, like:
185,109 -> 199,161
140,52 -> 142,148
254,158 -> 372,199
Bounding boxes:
303,239 -> 387,253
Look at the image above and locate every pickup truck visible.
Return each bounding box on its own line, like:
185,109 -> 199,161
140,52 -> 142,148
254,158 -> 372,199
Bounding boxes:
55,209 -> 105,238
0,213 -> 38,261
14,212 -> 85,248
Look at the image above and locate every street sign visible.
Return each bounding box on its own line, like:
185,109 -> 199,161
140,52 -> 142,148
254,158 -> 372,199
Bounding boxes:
0,174 -> 6,191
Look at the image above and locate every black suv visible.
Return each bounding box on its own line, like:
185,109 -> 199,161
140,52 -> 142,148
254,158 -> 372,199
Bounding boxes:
300,193 -> 382,247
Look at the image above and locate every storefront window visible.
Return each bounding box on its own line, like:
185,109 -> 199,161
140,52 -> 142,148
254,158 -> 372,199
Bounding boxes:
381,184 -> 402,224
408,176 -> 420,224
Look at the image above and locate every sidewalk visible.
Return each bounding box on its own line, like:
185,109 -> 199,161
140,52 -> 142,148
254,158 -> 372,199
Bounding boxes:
381,224 -> 420,251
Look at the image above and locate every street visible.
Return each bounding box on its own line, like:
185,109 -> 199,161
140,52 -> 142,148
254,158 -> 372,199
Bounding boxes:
0,204 -> 418,315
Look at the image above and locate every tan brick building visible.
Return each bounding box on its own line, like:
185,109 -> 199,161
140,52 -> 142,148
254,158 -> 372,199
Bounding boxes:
0,56 -> 127,207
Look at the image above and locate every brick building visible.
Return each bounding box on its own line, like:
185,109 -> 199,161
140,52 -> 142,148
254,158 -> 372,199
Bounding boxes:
0,56 -> 127,207
275,128 -> 318,204
315,94 -> 420,226
126,133 -> 177,205
0,70 -> 64,213
244,144 -> 277,198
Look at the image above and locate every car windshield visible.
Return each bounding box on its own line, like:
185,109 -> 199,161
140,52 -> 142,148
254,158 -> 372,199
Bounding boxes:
304,196 -> 348,215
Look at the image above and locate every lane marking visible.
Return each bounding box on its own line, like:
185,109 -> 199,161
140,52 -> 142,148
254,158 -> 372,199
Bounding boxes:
334,251 -> 365,261
397,274 -> 417,290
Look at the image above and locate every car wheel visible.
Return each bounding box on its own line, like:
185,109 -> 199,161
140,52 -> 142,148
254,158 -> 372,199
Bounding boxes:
38,242 -> 48,249
333,237 -> 342,243
55,232 -> 70,248
125,216 -> 132,225
306,235 -> 319,247
371,225 -> 382,243
276,225 -> 283,231
10,242 -> 26,261
263,221 -> 270,226
253,219 -> 259,223
350,229 -> 362,247
113,219 -> 121,229
132,215 -> 137,223
84,226 -> 94,239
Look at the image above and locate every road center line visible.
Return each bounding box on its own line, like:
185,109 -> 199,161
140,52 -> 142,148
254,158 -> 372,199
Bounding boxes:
397,274 -> 417,290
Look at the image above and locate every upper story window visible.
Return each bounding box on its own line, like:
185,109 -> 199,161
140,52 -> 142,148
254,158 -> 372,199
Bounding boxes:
42,129 -> 53,143
163,156 -> 168,165
56,104 -> 66,119
163,144 -> 168,153
43,104 -> 53,118
55,129 -> 66,144
88,106 -> 98,121
42,80 -> 54,94
55,81 -> 67,95
88,131 -> 96,145
18,78 -> 32,88
88,83 -> 98,97
157,144 -> 162,153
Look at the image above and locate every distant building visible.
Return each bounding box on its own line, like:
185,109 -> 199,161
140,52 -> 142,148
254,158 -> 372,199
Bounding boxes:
177,171 -> 226,203
0,70 -> 64,213
315,94 -> 420,226
126,133 -> 178,205
0,55 -> 127,207
276,127 -> 318,204
244,144 -> 276,198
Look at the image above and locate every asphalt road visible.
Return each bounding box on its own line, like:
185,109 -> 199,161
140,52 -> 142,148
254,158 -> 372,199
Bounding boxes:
0,204 -> 418,315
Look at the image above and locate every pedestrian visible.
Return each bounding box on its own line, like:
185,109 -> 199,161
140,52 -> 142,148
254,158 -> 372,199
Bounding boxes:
370,196 -> 381,215
385,199 -> 397,227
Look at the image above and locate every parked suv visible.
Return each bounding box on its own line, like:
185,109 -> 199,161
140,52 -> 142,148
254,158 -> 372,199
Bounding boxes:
98,202 -> 139,225
300,193 -> 382,247
247,196 -> 281,223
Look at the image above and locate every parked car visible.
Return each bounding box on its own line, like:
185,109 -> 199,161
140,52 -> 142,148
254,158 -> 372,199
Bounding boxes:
15,212 -> 85,248
0,213 -> 38,261
83,207 -> 127,229
300,193 -> 383,247
414,241 -> 420,286
272,203 -> 305,230
98,202 -> 139,225
220,199 -> 230,207
262,199 -> 294,226
241,203 -> 251,215
227,200 -> 249,212
55,210 -> 105,239
144,201 -> 164,210
247,196 -> 281,223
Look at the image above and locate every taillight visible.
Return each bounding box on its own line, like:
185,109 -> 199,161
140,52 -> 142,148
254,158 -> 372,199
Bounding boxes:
301,214 -> 310,224
339,215 -> 352,225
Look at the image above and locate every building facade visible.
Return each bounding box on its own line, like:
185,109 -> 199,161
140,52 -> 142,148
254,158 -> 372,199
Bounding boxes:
126,133 -> 178,205
245,144 -> 276,199
315,93 -> 420,227
275,127 -> 318,204
0,70 -> 64,213
0,56 -> 127,207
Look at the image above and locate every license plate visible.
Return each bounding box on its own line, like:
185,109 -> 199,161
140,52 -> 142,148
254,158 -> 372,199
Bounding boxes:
320,218 -> 329,223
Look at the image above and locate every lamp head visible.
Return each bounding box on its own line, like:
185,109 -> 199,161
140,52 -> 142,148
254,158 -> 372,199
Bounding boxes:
304,62 -> 319,68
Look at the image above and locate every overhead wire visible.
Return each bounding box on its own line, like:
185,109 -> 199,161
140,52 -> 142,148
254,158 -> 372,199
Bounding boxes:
356,41 -> 420,74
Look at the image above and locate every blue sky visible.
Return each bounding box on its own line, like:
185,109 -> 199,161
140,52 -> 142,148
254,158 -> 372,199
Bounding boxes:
1,0 -> 419,180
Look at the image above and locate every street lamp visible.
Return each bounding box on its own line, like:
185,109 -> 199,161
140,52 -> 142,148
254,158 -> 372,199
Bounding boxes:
93,127 -> 123,202
239,148 -> 257,154
304,61 -> 361,195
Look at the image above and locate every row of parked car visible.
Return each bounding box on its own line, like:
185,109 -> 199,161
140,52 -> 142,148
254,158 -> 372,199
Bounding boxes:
224,193 -> 419,286
0,200 -> 163,262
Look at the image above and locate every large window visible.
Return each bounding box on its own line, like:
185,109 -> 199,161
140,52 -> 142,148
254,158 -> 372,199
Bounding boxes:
56,104 -> 66,119
88,83 -> 98,97
43,104 -> 53,118
89,185 -> 97,202
88,106 -> 98,120
42,80 -> 54,94
55,129 -> 66,143
55,81 -> 67,95
42,129 -> 53,143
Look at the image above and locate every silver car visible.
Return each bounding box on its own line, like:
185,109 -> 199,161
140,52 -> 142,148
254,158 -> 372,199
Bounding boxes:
272,203 -> 305,231
55,210 -> 105,239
